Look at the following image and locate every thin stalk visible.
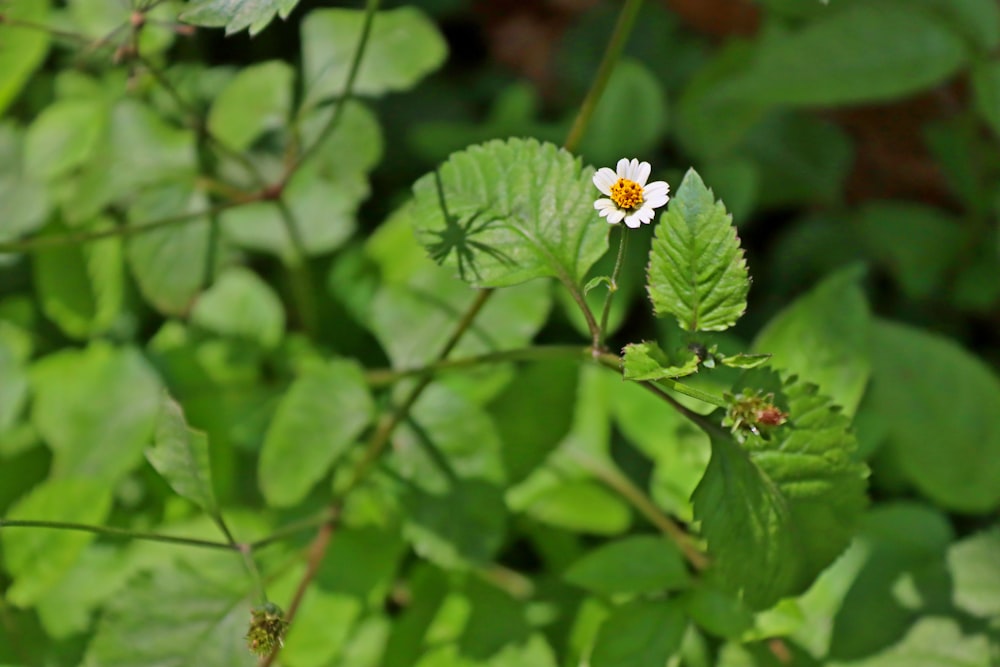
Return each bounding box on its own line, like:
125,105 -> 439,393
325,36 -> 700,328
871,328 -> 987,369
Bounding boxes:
597,226 -> 629,348
275,199 -> 319,337
0,519 -> 236,551
566,444 -> 708,570
562,0 -> 645,153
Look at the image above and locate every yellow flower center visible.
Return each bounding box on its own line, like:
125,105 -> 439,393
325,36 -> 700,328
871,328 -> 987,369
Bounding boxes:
610,178 -> 643,210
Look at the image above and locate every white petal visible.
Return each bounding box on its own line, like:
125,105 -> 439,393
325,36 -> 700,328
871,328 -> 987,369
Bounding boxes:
593,168 -> 618,194
606,209 -> 627,224
635,161 -> 651,186
623,158 -> 640,181
645,193 -> 670,208
594,198 -> 616,213
616,158 -> 630,177
644,181 -> 669,197
623,212 -> 642,228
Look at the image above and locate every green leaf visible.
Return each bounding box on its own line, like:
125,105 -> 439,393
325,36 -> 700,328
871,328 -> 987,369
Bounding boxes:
564,535 -> 690,596
0,337 -> 29,434
753,266 -> 871,416
24,98 -> 106,181
258,359 -> 374,507
590,600 -> 686,667
82,562 -> 254,666
1,477 -> 114,606
525,480 -> 631,536
126,183 -> 211,315
30,343 -> 162,482
191,267 -> 285,349
146,394 -> 219,515
871,319 -> 1000,512
692,370 -> 868,610
831,617 -> 990,667
647,169 -> 749,332
576,59 -> 668,168
947,527 -> 1000,619
207,60 -> 293,151
0,0 -> 52,115
180,0 -> 300,36
32,218 -> 123,339
302,7 -> 447,105
719,353 -> 770,369
411,138 -> 608,288
34,544 -> 130,639
736,4 -> 968,106
403,478 -> 507,569
972,60 -> 1000,140
622,341 -> 700,381
909,0 -> 1000,53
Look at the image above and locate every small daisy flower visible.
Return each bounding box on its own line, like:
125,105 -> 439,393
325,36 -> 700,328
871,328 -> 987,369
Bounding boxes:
593,158 -> 670,229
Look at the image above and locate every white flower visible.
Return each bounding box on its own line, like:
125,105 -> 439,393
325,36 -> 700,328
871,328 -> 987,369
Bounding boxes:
592,158 -> 670,229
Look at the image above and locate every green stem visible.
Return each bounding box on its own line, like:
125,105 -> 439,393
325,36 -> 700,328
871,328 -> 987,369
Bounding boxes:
0,519 -> 236,551
565,444 -> 708,571
249,509 -> 337,551
275,199 -> 319,337
562,0 -> 645,153
289,0 -> 381,176
597,226 -> 629,348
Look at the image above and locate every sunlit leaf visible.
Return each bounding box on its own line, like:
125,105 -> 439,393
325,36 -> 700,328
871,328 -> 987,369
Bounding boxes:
180,0 -> 300,36
147,394 -> 219,515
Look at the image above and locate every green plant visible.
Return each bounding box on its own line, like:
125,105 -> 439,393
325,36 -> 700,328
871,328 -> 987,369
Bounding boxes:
1,1 -> 999,666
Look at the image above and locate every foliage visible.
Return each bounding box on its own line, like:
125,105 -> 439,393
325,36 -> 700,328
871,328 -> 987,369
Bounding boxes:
1,0 -> 998,666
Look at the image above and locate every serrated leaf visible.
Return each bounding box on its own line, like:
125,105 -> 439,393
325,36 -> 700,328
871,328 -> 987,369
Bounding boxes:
411,138 -> 608,288
692,370 -> 869,610
1,477 -> 114,606
590,599 -> 686,667
0,0 -> 52,116
146,394 -> 218,515
180,0 -> 299,36
31,343 -> 162,482
735,4 -> 968,106
871,319 -> 1000,513
82,562 -> 253,666
753,266 -> 871,416
564,535 -> 690,596
622,341 -> 700,381
302,7 -> 447,104
647,169 -> 749,332
258,359 -> 374,507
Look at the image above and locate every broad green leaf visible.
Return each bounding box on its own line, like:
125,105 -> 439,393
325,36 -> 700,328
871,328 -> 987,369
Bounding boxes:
577,59 -> 668,168
692,370 -> 868,610
302,7 -> 447,105
858,202 -> 964,300
1,477 -> 114,606
411,138 -> 607,288
753,266 -> 871,416
524,480 -> 631,536
735,4 -> 968,106
31,343 -> 161,481
0,0 -> 51,115
590,599 -> 686,667
258,359 -> 374,507
972,60 -> 1000,140
680,585 -> 753,639
647,169 -> 749,332
827,617 -> 990,667
82,562 -> 253,666
32,218 -> 123,339
24,99 -> 106,181
146,394 -> 219,515
391,383 -> 505,493
34,544 -> 130,639
871,319 -> 1000,512
909,0 -> 1000,52
403,478 -> 507,569
490,360 -> 578,484
622,341 -> 700,381
180,0 -> 300,36
0,338 -> 29,434
207,60 -> 293,151
564,535 -> 690,596
126,183 -> 211,315
191,267 -> 285,349
947,528 -> 1000,619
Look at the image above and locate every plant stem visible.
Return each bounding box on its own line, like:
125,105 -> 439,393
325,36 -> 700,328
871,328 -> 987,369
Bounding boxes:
597,226 -> 629,348
275,199 -> 319,337
562,0 -> 645,153
0,519 -> 236,551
